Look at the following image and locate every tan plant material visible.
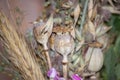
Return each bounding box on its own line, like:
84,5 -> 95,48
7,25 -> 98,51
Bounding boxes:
54,29 -> 74,80
84,21 -> 96,42
33,15 -> 53,69
96,24 -> 112,37
102,6 -> 120,14
74,4 -> 81,27
85,47 -> 104,72
88,20 -> 96,39
0,12 -> 45,80
33,15 -> 53,47
88,0 -> 93,19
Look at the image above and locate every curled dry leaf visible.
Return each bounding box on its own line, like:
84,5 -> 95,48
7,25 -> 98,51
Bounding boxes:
74,4 -> 81,27
85,47 -> 104,72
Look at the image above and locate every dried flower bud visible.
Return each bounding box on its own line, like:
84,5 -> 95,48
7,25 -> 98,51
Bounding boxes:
85,47 -> 104,72
33,15 -> 53,47
54,32 -> 74,55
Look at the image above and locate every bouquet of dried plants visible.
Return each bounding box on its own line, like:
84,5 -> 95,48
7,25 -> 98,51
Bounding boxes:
0,0 -> 119,80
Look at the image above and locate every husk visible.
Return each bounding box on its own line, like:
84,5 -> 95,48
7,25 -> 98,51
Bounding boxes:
0,12 -> 45,80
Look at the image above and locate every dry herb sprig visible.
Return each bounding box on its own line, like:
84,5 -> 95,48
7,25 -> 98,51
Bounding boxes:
0,12 -> 45,80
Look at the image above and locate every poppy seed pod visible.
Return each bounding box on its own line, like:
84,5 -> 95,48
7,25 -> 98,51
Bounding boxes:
54,32 -> 74,79
54,32 -> 74,62
33,15 -> 53,48
85,47 -> 104,72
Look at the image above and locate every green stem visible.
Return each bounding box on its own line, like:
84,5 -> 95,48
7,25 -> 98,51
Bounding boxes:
79,0 -> 89,35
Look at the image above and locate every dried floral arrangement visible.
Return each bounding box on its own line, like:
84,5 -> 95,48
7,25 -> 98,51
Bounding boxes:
31,0 -> 112,80
0,0 -> 120,80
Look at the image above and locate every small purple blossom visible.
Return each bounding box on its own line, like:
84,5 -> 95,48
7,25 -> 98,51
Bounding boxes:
47,68 -> 82,80
47,68 -> 57,78
71,74 -> 83,80
47,68 -> 65,80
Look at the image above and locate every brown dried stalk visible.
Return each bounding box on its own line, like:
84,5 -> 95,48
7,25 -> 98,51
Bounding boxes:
0,12 -> 45,80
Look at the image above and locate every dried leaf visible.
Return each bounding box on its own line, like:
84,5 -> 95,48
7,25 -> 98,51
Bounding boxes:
91,5 -> 97,20
75,28 -> 83,41
88,20 -> 96,39
102,6 -> 120,14
70,26 -> 75,39
74,4 -> 80,27
72,52 -> 80,62
97,34 -> 109,49
44,14 -> 53,35
96,25 -> 112,37
88,0 -> 93,19
75,40 -> 84,51
73,56 -> 80,66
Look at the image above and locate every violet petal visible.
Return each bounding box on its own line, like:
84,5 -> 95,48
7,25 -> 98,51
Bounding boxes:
47,68 -> 57,78
71,74 -> 82,80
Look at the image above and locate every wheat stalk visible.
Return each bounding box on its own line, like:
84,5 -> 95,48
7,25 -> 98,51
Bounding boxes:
0,12 -> 45,80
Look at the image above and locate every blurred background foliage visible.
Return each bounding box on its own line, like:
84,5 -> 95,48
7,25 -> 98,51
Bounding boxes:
101,14 -> 120,80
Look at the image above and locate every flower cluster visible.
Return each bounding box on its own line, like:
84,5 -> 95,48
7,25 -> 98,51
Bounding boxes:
47,68 -> 82,80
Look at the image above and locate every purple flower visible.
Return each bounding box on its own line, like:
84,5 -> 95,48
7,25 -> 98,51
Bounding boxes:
47,68 -> 57,78
47,68 -> 65,80
71,74 -> 83,80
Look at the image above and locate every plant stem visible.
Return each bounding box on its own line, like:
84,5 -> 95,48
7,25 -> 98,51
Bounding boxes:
43,44 -> 52,69
50,78 -> 54,80
79,0 -> 89,35
62,55 -> 68,80
63,64 -> 67,80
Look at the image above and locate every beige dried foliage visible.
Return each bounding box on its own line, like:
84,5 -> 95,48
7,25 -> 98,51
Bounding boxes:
88,0 -> 94,19
85,47 -> 104,72
96,24 -> 112,37
102,6 -> 120,14
0,12 -> 45,80
33,15 -> 53,48
91,5 -> 97,20
74,4 -> 80,27
88,20 -> 96,39
70,26 -> 75,39
33,15 -> 53,69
